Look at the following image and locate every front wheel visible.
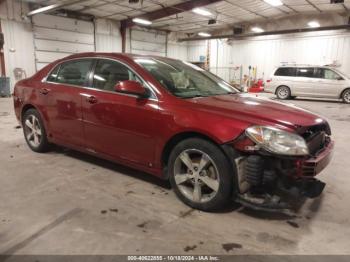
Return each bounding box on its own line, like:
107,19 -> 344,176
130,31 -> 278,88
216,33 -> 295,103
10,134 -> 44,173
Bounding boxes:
342,89 -> 350,104
168,138 -> 233,211
22,108 -> 50,153
276,86 -> 291,100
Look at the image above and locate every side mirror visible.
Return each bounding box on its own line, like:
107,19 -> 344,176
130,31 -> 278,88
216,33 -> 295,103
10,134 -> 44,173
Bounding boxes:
114,80 -> 148,98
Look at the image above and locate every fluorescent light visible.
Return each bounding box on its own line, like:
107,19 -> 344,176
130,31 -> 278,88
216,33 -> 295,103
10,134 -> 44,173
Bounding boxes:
308,21 -> 320,28
134,58 -> 156,64
132,18 -> 152,25
264,0 -> 283,6
192,8 -> 213,16
198,32 -> 211,37
251,27 -> 264,33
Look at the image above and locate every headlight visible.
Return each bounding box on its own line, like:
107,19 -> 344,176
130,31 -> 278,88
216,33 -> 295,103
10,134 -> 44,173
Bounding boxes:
245,126 -> 309,156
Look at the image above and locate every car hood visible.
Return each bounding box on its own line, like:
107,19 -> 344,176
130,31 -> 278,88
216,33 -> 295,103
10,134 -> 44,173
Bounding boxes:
186,93 -> 326,131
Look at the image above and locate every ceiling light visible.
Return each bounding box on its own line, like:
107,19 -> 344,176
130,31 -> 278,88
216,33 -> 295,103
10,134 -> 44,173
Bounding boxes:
263,0 -> 283,6
134,58 -> 156,65
132,18 -> 152,25
251,27 -> 264,33
198,32 -> 211,37
308,21 -> 320,28
192,8 -> 213,16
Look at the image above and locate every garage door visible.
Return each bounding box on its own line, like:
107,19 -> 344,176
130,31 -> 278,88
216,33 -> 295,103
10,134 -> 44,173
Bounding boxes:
32,14 -> 95,71
130,29 -> 167,56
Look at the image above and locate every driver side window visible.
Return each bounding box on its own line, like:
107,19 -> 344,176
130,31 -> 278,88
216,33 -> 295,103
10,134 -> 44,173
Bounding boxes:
315,68 -> 343,80
324,69 -> 342,80
92,59 -> 142,92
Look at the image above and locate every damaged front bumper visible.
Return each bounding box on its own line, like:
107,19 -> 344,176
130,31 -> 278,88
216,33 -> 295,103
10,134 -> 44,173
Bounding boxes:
230,139 -> 334,212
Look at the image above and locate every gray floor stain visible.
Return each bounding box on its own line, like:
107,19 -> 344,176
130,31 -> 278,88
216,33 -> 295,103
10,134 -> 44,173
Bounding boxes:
1,208 -> 82,256
222,243 -> 243,252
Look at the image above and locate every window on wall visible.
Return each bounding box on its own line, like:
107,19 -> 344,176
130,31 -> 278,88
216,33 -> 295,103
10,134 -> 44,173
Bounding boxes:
92,59 -> 142,92
55,59 -> 93,86
297,67 -> 314,78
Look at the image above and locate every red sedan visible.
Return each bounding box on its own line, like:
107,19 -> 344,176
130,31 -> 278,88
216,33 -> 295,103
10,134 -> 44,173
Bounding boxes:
13,53 -> 334,212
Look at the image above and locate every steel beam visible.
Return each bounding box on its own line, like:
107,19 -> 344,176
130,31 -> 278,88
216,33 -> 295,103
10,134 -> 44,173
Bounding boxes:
0,20 -> 6,76
178,24 -> 350,41
27,0 -> 90,17
305,0 -> 322,13
120,0 -> 223,29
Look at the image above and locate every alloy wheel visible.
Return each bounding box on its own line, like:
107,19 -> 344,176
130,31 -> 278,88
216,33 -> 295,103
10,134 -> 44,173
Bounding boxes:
277,86 -> 289,99
173,149 -> 220,203
343,90 -> 350,103
24,114 -> 42,148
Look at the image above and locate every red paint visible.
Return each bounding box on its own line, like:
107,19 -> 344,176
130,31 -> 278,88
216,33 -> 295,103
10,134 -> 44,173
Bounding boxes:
13,52 -> 330,178
115,80 -> 146,96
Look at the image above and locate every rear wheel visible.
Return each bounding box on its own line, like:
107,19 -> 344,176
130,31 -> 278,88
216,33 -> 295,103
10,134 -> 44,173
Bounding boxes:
168,138 -> 233,211
342,89 -> 350,104
276,86 -> 291,100
23,109 -> 50,153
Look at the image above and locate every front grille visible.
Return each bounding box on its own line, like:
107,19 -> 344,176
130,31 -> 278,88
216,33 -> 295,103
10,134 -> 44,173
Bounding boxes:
301,123 -> 331,140
302,161 -> 317,176
300,123 -> 330,157
300,124 -> 332,176
307,131 -> 326,156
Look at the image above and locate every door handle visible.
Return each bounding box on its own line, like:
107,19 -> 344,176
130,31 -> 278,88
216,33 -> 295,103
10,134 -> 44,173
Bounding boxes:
86,96 -> 98,104
39,88 -> 50,95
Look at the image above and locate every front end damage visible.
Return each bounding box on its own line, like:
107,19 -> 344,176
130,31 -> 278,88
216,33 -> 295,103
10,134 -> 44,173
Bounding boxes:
227,123 -> 334,212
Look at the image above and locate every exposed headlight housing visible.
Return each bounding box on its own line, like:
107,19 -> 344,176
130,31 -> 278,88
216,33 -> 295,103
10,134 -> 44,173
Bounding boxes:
245,126 -> 309,156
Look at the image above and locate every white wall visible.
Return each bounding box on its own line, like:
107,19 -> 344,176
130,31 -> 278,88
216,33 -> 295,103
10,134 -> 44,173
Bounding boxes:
167,41 -> 188,61
201,30 -> 350,82
33,14 -> 95,70
187,40 -> 207,62
216,31 -> 350,81
95,19 -> 122,52
1,19 -> 36,90
1,0 -> 36,90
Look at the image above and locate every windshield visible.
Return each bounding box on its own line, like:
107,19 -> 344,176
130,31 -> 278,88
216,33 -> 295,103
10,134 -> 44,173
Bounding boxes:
333,68 -> 350,79
134,58 -> 239,98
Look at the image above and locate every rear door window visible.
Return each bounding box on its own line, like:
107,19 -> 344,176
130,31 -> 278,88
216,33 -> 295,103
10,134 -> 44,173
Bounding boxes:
274,67 -> 296,77
47,65 -> 60,82
55,59 -> 93,86
296,67 -> 314,78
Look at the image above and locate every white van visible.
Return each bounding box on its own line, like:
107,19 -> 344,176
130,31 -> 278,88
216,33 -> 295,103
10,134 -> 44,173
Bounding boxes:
265,65 -> 350,103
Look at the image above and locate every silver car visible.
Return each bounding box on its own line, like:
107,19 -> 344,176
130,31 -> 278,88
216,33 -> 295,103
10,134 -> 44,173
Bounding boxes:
265,65 -> 350,103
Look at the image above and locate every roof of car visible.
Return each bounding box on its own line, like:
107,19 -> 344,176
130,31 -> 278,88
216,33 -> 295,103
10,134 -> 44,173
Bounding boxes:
64,52 -> 177,61
277,65 -> 334,68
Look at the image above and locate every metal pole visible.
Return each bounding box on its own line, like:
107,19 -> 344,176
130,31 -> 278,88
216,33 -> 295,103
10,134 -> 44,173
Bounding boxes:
0,20 -> 6,76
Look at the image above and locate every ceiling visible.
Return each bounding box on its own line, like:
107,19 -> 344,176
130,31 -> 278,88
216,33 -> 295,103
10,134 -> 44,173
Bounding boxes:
30,0 -> 350,33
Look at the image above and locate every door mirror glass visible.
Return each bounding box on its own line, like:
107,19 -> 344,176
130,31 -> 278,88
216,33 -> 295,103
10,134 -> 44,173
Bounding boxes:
115,80 -> 148,98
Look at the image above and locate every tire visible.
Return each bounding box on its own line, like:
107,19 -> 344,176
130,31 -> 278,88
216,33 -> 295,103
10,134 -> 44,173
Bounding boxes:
168,138 -> 233,211
22,108 -> 50,153
276,86 -> 291,100
342,89 -> 350,104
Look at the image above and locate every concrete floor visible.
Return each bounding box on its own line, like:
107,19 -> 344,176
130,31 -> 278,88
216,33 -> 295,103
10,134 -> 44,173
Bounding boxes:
0,95 -> 350,255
